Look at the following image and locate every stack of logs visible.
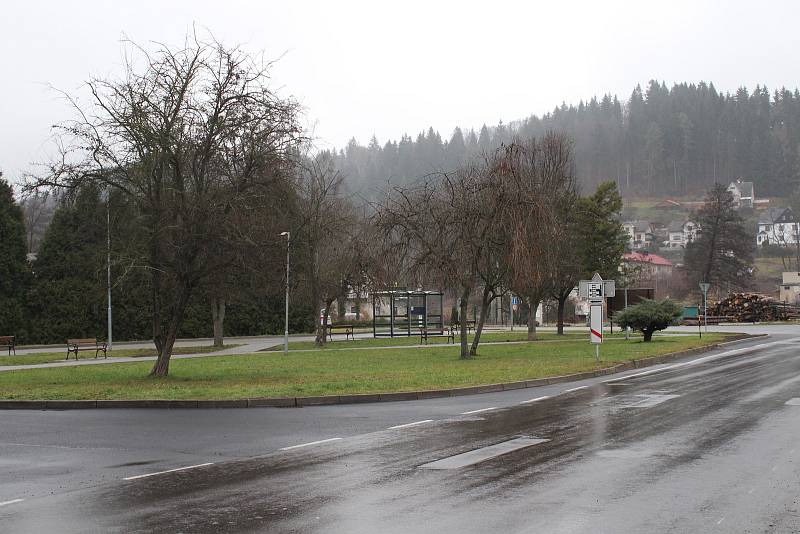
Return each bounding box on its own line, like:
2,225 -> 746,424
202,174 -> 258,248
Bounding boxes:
710,293 -> 799,322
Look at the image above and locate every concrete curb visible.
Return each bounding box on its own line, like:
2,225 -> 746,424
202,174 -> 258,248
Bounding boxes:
0,333 -> 767,410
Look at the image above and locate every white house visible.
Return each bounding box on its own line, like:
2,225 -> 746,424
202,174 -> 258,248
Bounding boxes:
756,207 -> 798,247
727,179 -> 755,208
665,220 -> 699,248
780,272 -> 800,305
622,220 -> 654,250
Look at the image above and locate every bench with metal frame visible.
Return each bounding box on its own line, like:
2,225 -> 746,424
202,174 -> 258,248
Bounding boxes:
0,336 -> 14,356
66,338 -> 107,360
326,324 -> 355,341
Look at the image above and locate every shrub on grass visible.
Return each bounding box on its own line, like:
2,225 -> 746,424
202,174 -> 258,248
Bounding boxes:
614,299 -> 682,342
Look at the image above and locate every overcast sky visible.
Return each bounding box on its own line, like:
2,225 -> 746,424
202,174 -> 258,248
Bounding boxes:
2,0 -> 800,184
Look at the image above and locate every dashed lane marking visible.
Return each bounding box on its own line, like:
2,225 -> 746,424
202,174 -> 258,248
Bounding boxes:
420,436 -> 550,469
563,386 -> 588,393
460,407 -> 498,415
520,395 -> 550,405
279,438 -> 342,451
388,419 -> 434,430
123,462 -> 214,481
785,398 -> 800,405
0,499 -> 24,507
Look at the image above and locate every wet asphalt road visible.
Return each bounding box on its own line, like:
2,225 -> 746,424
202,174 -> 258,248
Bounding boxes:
2,326 -> 800,533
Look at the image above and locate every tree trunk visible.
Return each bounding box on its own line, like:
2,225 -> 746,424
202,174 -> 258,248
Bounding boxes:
450,300 -> 459,326
211,295 -> 226,347
150,241 -> 164,354
643,328 -> 654,342
315,298 -> 334,347
459,287 -> 471,359
527,295 -> 541,341
470,286 -> 493,356
150,279 -> 192,377
556,292 -> 569,335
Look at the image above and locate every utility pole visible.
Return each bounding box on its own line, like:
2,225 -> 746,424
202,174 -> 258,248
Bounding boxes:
280,232 -> 290,355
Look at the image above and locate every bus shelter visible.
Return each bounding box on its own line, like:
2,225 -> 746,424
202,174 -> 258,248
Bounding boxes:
372,290 -> 444,337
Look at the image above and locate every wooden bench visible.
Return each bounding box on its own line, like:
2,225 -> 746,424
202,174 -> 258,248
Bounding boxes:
66,338 -> 107,360
326,324 -> 354,341
0,336 -> 14,356
447,321 -> 476,343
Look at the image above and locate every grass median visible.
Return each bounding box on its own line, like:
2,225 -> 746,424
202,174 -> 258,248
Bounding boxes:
0,333 -> 729,401
0,345 -> 241,367
270,330 -> 597,350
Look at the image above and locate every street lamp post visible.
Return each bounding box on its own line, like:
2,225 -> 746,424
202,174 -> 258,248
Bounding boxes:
280,231 -> 290,355
106,190 -> 113,351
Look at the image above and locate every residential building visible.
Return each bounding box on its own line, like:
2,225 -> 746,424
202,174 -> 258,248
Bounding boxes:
756,207 -> 798,247
622,220 -> 654,250
727,179 -> 755,208
780,272 -> 800,305
665,220 -> 698,249
622,251 -> 674,299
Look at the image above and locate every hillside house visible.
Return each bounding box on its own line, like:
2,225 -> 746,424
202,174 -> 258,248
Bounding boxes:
727,179 -> 755,208
622,220 -> 654,250
756,207 -> 798,247
665,220 -> 699,249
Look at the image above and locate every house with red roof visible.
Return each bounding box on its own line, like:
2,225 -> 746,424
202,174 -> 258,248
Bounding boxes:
622,252 -> 674,298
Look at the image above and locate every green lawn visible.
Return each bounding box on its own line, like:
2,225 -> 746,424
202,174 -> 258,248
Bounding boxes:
271,330 -> 595,350
0,334 -> 728,400
0,345 -> 241,367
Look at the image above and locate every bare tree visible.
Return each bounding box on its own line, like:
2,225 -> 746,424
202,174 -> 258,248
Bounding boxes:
26,36 -> 302,376
20,190 -> 55,254
294,152 -> 361,346
500,133 -> 575,340
377,162 -> 493,359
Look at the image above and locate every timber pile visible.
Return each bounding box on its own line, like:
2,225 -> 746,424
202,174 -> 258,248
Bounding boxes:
710,293 -> 785,322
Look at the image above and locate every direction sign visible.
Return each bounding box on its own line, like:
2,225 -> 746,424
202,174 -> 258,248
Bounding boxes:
699,282 -> 710,295
579,273 -> 615,301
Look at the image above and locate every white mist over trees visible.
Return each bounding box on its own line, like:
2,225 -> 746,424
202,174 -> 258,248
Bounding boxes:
334,81 -> 800,198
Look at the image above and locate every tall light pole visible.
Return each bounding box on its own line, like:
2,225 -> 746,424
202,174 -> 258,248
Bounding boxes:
106,190 -> 113,351
280,231 -> 290,355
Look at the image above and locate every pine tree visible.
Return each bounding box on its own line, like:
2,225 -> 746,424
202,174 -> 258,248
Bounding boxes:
684,184 -> 754,294
0,173 -> 29,339
26,186 -> 106,343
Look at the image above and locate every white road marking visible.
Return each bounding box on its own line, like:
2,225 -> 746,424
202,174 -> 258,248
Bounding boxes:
717,517 -> 725,525
460,407 -> 498,415
604,341 -> 782,384
563,386 -> 588,393
420,437 -> 550,469
747,488 -> 755,495
0,499 -> 24,507
520,395 -> 550,404
785,398 -> 800,406
279,438 -> 342,451
388,419 -> 434,430
620,393 -> 681,409
772,465 -> 778,471
123,462 -> 214,481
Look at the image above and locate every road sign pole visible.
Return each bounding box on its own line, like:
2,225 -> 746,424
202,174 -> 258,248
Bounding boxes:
510,295 -> 514,332
699,282 -> 710,335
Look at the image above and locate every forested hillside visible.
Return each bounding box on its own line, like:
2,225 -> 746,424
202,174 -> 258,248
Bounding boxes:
334,81 -> 800,197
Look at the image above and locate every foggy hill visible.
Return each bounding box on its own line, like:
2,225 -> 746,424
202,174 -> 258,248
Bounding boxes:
332,80 -> 800,199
